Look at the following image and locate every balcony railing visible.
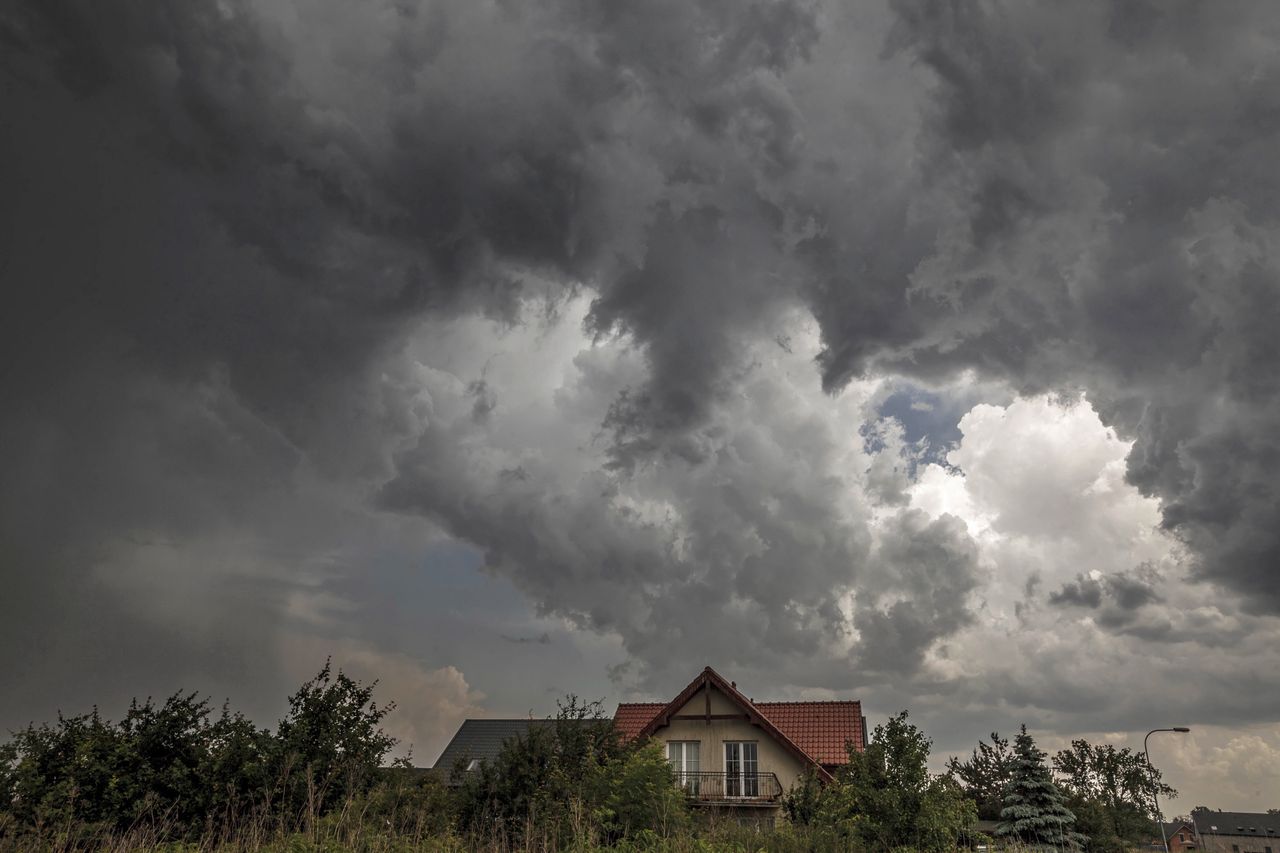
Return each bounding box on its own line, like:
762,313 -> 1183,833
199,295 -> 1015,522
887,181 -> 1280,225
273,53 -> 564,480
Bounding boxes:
673,771 -> 784,803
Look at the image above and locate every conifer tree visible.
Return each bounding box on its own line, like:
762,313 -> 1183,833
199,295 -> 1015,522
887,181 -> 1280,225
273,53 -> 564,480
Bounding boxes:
997,725 -> 1086,851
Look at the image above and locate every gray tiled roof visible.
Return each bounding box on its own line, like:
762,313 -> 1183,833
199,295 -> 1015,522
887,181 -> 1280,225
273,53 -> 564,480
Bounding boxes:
432,719 -> 545,772
1191,810 -> 1280,837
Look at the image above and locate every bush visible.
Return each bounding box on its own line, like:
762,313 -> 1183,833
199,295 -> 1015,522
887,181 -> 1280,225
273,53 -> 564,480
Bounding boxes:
812,710 -> 977,853
593,741 -> 689,842
0,662 -> 400,846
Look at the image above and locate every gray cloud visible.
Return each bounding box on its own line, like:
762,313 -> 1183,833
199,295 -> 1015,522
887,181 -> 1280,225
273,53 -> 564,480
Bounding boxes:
2,0 -> 1280,760
1048,577 -> 1105,610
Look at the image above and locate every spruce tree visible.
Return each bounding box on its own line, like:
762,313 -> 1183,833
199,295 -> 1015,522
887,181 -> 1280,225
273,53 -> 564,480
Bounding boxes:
997,725 -> 1086,851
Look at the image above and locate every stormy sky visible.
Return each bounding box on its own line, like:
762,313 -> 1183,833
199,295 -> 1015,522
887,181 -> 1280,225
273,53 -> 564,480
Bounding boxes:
3,0 -> 1279,812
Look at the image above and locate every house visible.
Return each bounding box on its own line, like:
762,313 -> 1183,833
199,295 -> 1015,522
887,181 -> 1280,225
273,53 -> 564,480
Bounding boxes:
1163,819 -> 1198,853
1190,809 -> 1279,853
614,666 -> 865,818
431,718 -> 591,784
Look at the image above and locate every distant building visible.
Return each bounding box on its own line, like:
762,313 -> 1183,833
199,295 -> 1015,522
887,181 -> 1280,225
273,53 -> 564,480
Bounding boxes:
1191,809 -> 1279,853
1160,819 -> 1198,853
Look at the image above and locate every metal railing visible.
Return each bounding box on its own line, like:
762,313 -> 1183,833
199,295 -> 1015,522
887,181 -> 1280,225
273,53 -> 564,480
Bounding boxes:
673,771 -> 784,802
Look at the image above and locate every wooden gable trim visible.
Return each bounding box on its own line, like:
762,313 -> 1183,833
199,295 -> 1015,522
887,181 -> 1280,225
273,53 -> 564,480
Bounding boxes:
635,666 -> 834,782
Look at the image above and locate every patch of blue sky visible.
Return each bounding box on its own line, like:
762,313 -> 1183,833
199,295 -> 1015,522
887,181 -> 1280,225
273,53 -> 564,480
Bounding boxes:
866,380 -> 1010,475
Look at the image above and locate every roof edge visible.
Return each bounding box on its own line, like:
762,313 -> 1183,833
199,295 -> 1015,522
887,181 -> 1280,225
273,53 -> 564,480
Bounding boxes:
635,666 -> 835,782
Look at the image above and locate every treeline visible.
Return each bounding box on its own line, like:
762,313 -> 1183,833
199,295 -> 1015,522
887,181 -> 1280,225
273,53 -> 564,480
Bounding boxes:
948,726 -> 1177,853
0,666 -> 1174,852
0,662 -> 425,849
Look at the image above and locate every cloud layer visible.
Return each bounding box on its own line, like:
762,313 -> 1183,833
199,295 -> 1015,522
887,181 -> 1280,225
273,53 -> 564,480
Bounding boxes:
2,0 -> 1278,803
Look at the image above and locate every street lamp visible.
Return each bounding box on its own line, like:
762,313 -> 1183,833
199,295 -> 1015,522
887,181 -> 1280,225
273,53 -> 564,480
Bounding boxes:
1144,728 -> 1191,853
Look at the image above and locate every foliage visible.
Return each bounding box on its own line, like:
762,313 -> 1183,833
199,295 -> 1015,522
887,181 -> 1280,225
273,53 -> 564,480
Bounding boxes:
0,692 -> 275,835
451,696 -> 627,847
947,731 -> 1015,820
814,710 -> 976,853
0,662 -> 397,845
4,673 -> 999,853
1052,738 -> 1175,851
593,740 -> 689,842
780,768 -> 823,826
998,725 -> 1085,851
271,659 -> 399,825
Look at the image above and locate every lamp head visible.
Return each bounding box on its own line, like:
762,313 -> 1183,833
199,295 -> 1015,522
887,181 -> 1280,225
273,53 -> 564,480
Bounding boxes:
1173,727 -> 1190,733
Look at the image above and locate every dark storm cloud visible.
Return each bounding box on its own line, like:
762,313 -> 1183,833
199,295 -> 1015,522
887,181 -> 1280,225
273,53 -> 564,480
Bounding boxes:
1048,569 -> 1160,616
853,510 -> 980,675
4,0 -> 1280,738
806,1 -> 1280,610
1048,577 -> 1105,610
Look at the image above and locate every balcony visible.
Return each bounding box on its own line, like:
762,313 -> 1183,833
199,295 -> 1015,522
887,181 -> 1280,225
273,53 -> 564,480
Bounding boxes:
674,771 -> 784,804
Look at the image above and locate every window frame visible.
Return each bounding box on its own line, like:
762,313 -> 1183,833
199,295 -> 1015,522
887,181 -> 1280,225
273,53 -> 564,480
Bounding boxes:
723,740 -> 759,798
667,740 -> 701,794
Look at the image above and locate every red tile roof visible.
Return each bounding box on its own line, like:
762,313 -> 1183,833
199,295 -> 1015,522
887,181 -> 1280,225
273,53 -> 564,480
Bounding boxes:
614,702 -> 665,740
613,668 -> 863,769
755,701 -> 863,765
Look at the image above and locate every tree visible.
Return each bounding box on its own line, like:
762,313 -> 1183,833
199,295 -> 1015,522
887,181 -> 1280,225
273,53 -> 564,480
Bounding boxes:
592,740 -> 689,842
998,725 -> 1085,851
1053,738 -> 1176,852
817,710 -> 977,853
452,696 -> 625,848
0,693 -> 274,837
271,659 -> 399,826
947,731 -> 1016,820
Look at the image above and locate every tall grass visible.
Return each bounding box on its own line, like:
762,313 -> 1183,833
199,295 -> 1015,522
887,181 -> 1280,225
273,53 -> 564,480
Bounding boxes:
0,799 -> 859,853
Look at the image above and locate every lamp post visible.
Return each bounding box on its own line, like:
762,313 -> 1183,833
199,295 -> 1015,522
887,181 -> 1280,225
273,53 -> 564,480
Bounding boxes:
1144,728 -> 1190,853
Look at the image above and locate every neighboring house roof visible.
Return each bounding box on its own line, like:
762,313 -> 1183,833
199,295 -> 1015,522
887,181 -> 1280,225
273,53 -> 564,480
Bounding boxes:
613,666 -> 863,781
1191,810 -> 1280,838
614,702 -> 666,740
431,719 -> 552,772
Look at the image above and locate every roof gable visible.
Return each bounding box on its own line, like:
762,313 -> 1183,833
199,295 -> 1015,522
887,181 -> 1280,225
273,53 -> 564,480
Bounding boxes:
620,667 -> 863,780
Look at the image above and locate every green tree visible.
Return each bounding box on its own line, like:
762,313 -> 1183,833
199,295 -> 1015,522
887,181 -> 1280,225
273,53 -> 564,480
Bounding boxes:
782,768 -> 824,826
592,740 -> 689,842
0,706 -> 122,831
947,731 -> 1015,820
1053,739 -> 1176,853
998,725 -> 1085,851
817,710 -> 977,853
453,696 -> 625,847
271,659 -> 399,827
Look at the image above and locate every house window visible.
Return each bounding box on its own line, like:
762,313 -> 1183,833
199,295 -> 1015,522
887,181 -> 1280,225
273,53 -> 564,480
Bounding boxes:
724,741 -> 759,797
667,741 -> 700,793
1232,845 -> 1239,853
1180,835 -> 1186,843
